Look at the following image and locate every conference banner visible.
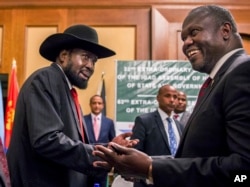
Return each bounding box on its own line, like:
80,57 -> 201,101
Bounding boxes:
115,60 -> 207,135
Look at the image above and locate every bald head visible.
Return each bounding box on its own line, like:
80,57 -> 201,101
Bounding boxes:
157,84 -> 178,116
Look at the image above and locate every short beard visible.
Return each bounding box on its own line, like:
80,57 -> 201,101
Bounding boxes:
64,64 -> 88,89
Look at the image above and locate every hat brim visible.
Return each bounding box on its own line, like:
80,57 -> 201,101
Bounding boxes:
39,33 -> 116,62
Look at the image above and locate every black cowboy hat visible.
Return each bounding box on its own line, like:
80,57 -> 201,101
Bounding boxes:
39,24 -> 116,62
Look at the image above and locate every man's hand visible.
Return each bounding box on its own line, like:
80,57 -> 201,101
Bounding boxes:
111,132 -> 139,148
93,142 -> 152,179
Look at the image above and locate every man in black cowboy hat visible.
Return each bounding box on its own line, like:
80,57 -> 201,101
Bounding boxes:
6,24 -> 136,187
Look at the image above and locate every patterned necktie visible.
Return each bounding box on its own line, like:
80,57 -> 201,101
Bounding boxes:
93,116 -> 100,141
0,139 -> 11,187
197,77 -> 212,103
70,88 -> 85,141
167,117 -> 177,156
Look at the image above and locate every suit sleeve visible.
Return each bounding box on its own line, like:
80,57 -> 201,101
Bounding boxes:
109,119 -> 116,141
131,116 -> 146,151
25,71 -> 107,176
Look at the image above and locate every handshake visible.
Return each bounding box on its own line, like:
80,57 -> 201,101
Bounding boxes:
92,132 -> 153,181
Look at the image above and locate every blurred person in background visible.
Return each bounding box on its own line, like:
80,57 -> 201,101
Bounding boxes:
173,90 -> 191,127
84,94 -> 116,187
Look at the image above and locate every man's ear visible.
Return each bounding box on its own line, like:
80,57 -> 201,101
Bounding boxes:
58,50 -> 69,65
221,22 -> 232,40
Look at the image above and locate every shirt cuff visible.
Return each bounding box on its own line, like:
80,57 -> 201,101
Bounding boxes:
146,160 -> 153,184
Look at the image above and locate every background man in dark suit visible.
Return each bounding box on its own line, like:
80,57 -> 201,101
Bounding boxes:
93,5 -> 250,187
131,84 -> 184,187
84,94 -> 116,187
173,90 -> 191,127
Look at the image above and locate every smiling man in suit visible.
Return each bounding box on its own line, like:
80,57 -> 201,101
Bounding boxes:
93,5 -> 250,187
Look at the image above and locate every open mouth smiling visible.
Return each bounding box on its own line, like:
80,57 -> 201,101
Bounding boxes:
79,70 -> 91,80
187,49 -> 200,58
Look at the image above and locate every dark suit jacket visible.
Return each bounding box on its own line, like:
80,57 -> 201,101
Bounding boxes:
152,50 -> 250,187
7,63 -> 106,187
84,114 -> 115,144
131,110 -> 184,156
131,110 -> 184,187
179,111 -> 192,127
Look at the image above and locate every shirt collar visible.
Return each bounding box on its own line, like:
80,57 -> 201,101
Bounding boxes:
158,108 -> 172,121
173,112 -> 183,118
91,113 -> 102,119
210,48 -> 243,79
56,63 -> 72,90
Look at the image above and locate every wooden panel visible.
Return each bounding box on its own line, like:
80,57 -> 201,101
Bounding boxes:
152,6 -> 190,60
230,8 -> 250,54
152,5 -> 250,60
78,27 -> 135,117
151,8 -> 169,60
1,1 -> 250,119
1,0 -> 250,7
5,7 -> 150,85
68,8 -> 150,60
25,27 -> 57,78
0,10 -> 12,74
0,27 -> 2,65
0,6 -> 151,120
66,8 -> 150,117
11,8 -> 68,83
241,34 -> 250,55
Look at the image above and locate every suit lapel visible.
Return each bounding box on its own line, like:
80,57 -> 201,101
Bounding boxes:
154,111 -> 171,150
81,113 -> 89,143
85,115 -> 95,143
180,112 -> 187,126
174,119 -> 183,136
197,50 -> 246,109
51,63 -> 90,142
